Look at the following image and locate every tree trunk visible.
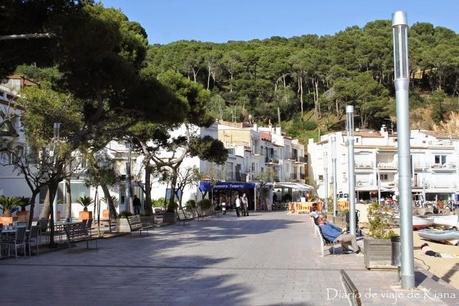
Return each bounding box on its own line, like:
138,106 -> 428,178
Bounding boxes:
39,186 -> 50,219
144,165 -> 153,216
298,75 -> 304,119
168,168 -> 179,211
65,177 -> 72,221
207,64 -> 211,90
101,183 -> 117,219
192,68 -> 198,82
47,181 -> 59,248
27,189 -> 40,229
314,79 -> 320,118
229,72 -> 233,92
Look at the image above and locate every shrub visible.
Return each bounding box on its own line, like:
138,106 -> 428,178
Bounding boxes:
151,198 -> 166,207
198,199 -> 212,210
367,203 -> 396,239
186,199 -> 196,209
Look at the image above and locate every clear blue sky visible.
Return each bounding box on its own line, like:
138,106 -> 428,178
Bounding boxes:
100,0 -> 459,45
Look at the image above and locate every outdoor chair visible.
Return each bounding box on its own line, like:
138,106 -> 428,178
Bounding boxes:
27,226 -> 40,256
37,219 -> 49,244
3,227 -> 28,258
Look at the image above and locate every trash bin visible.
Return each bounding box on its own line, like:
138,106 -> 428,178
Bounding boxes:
391,235 -> 401,267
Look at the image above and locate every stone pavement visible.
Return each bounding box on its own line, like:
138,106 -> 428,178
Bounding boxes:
0,211 -> 457,306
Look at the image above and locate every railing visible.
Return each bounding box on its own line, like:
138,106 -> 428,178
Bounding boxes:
355,163 -> 374,169
430,163 -> 456,171
377,162 -> 397,169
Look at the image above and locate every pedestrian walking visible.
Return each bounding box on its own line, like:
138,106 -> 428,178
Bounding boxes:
133,195 -> 141,215
242,193 -> 249,216
235,195 -> 241,217
222,201 -> 226,215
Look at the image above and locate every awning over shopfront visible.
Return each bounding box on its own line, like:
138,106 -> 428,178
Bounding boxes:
199,181 -> 256,193
273,182 -> 314,192
213,181 -> 256,190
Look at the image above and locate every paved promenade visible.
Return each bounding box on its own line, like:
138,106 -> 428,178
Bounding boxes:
0,211 -> 458,306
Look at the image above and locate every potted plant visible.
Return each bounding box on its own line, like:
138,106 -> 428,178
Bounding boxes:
16,197 -> 31,222
77,196 -> 93,221
198,199 -> 212,217
0,195 -> 21,225
364,202 -> 398,269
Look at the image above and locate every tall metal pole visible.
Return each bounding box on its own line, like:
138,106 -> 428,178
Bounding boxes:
377,168 -> 381,204
324,152 -> 328,213
346,105 -> 356,236
52,123 -> 61,223
392,10 -> 415,289
331,136 -> 338,217
126,138 -> 133,213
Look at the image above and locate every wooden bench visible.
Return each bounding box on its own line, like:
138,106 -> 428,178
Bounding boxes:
63,222 -> 96,249
177,210 -> 194,225
127,215 -> 153,235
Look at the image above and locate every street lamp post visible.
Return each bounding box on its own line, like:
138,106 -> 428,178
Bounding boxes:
346,105 -> 356,236
126,137 -> 133,213
324,152 -> 328,213
331,136 -> 338,217
392,10 -> 415,289
377,168 -> 381,205
52,122 -> 61,223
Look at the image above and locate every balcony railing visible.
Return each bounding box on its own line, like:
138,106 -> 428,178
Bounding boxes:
377,162 -> 397,169
356,163 -> 374,169
430,163 -> 456,171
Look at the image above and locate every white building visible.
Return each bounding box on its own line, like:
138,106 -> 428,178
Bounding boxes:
0,74 -> 310,219
308,126 -> 459,203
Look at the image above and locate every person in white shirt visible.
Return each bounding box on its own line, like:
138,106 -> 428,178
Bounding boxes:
242,193 -> 249,216
235,195 -> 241,217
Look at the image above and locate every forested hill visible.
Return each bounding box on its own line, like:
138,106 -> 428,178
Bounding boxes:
143,20 -> 459,142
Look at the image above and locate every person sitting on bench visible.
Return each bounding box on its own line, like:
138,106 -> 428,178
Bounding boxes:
317,215 -> 360,253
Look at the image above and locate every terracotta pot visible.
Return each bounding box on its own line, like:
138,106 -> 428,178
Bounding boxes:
102,209 -> 109,219
79,211 -> 93,221
0,216 -> 13,225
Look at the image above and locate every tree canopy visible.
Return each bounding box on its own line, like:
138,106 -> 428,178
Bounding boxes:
144,20 -> 459,139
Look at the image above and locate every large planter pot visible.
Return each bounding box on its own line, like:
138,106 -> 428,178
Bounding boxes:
364,238 -> 396,269
0,216 -> 13,225
79,210 -> 93,221
163,212 -> 176,224
102,209 -> 109,219
116,218 -> 131,232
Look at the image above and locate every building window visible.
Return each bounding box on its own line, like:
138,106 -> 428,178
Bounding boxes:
318,175 -> 323,181
434,155 -> 446,165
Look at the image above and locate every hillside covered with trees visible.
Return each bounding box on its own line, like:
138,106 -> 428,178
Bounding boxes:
144,20 -> 459,142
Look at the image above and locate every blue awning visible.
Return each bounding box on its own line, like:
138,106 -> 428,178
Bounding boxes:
213,181 -> 256,190
199,181 -> 212,193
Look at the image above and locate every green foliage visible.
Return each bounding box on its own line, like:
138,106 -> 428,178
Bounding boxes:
367,203 -> 396,239
77,196 -> 93,210
190,136 -> 228,165
186,199 -> 197,209
151,198 -> 166,207
198,199 -> 212,210
0,195 -> 22,217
